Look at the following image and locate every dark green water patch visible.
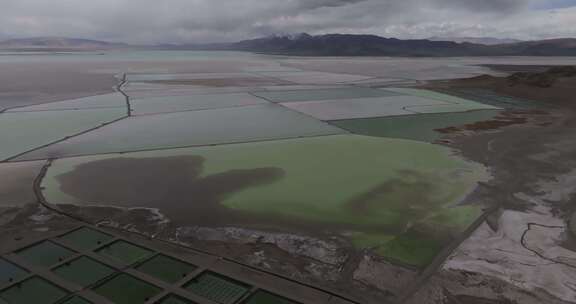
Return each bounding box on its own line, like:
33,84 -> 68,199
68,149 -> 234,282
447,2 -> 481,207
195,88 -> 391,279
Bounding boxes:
135,254 -> 197,284
53,256 -> 116,287
0,277 -> 68,304
0,259 -> 28,286
58,227 -> 114,251
60,296 -> 92,304
93,273 -> 161,304
332,110 -> 501,142
244,291 -> 300,304
159,294 -> 196,304
96,240 -> 153,265
15,241 -> 75,268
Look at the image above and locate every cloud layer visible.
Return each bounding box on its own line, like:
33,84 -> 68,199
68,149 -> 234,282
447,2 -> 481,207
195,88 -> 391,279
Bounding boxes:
0,0 -> 574,43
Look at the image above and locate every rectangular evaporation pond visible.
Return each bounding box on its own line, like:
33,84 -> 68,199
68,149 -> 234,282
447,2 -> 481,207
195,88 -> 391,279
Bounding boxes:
244,291 -> 300,304
332,110 -> 501,142
386,88 -> 501,110
406,103 -> 497,114
0,258 -> 28,286
244,66 -> 303,72
251,87 -> 402,103
53,256 -> 116,287
439,88 -> 543,109
60,296 -> 92,304
96,240 -> 154,265
184,272 -> 250,304
0,276 -> 68,304
93,273 -> 161,304
256,71 -> 370,85
58,227 -> 114,251
16,104 -> 344,160
15,241 -> 75,268
281,95 -> 450,121
7,93 -> 127,112
127,73 -> 264,82
135,254 -> 197,284
159,294 -> 197,304
130,93 -> 269,115
0,108 -> 126,161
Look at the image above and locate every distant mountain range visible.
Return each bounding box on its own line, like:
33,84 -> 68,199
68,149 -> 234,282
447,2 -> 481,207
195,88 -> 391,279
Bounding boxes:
2,35 -> 576,57
231,34 -> 576,56
0,37 -> 128,50
428,36 -> 523,45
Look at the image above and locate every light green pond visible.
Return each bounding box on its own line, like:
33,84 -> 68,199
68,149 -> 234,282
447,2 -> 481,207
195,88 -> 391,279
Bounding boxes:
41,135 -> 488,267
0,108 -> 126,161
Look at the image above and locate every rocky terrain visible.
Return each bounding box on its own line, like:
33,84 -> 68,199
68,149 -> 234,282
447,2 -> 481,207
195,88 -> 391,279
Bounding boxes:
410,66 -> 576,303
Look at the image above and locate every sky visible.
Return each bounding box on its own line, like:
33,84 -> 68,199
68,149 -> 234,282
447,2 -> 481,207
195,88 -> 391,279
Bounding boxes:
0,0 -> 575,44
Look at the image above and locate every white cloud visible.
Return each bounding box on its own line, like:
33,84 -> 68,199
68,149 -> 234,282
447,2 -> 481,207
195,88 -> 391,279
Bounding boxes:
0,0 -> 573,43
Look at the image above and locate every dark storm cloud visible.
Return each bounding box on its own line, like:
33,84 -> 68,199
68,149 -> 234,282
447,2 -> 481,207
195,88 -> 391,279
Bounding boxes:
0,0 -> 573,43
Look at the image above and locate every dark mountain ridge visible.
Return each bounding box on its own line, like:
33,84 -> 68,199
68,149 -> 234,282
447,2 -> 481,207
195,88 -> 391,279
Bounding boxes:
231,34 -> 576,57
0,37 -> 129,50
2,34 -> 576,57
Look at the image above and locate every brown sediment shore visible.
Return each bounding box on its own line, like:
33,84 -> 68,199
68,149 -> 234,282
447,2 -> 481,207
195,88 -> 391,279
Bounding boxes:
0,62 -> 118,110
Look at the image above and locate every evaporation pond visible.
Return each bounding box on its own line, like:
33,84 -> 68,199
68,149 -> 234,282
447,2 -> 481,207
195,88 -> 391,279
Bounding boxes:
7,93 -> 126,112
130,93 -> 268,115
245,291 -> 300,304
93,274 -> 161,304
185,272 -> 250,304
15,241 -> 75,267
281,95 -> 452,120
159,295 -> 196,304
0,108 -> 125,161
332,110 -> 501,142
41,134 -> 488,267
53,257 -> 115,287
135,255 -> 197,283
60,296 -> 92,304
252,87 -> 401,103
0,258 -> 28,286
58,227 -> 114,251
96,240 -> 153,265
17,104 -> 343,160
255,71 -> 370,84
438,88 -> 543,109
0,277 -> 68,304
